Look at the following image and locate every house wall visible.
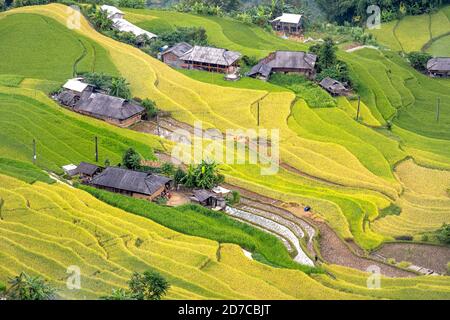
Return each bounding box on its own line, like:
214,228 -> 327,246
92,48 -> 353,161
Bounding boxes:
272,67 -> 315,79
271,22 -> 302,34
133,185 -> 165,201
162,52 -> 184,68
75,111 -> 143,128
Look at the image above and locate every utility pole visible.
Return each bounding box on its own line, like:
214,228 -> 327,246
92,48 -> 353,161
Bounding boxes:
356,96 -> 361,121
94,136 -> 98,163
436,97 -> 440,122
32,139 -> 36,164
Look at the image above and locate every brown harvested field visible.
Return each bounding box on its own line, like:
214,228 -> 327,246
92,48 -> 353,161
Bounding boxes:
375,243 -> 450,274
315,222 -> 415,278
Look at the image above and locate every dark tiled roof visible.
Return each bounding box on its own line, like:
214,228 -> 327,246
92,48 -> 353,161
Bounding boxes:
74,92 -> 145,121
427,57 -> 450,72
75,162 -> 101,176
193,189 -> 216,202
319,77 -> 346,92
180,45 -> 241,66
57,91 -> 78,106
91,167 -> 171,195
247,51 -> 317,77
162,42 -> 193,58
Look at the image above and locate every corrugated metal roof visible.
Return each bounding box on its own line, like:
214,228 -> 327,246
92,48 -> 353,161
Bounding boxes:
272,13 -> 303,24
162,42 -> 193,58
427,57 -> 450,72
63,78 -> 90,93
112,18 -> 158,39
180,45 -> 241,66
100,5 -> 124,19
91,167 -> 171,195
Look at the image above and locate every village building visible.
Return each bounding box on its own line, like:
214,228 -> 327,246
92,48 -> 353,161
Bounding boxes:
191,189 -> 226,210
57,79 -> 146,127
162,43 -> 241,74
100,5 -> 157,41
271,13 -> 303,35
91,166 -> 173,201
100,5 -> 125,20
427,57 -> 450,77
67,162 -> 102,182
161,42 -> 194,68
319,77 -> 348,96
247,51 -> 317,81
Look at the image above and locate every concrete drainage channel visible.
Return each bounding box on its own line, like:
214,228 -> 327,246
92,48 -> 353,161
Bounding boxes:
225,206 -> 315,267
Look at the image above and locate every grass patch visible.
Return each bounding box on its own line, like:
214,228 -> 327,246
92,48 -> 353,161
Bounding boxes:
0,158 -> 54,184
0,74 -> 24,87
0,13 -> 118,82
269,73 -> 336,108
79,184 -> 320,274
379,204 -> 402,218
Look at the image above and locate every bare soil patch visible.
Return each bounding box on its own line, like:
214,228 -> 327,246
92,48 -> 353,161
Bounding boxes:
375,243 -> 450,274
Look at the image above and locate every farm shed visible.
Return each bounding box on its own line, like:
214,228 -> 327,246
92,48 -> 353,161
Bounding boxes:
101,4 -> 157,41
191,189 -> 226,210
247,51 -> 317,80
427,57 -> 450,77
91,167 -> 172,201
161,42 -> 193,68
100,5 -> 124,20
319,77 -> 348,96
69,162 -> 102,180
111,18 -> 157,41
271,13 -> 303,35
163,44 -> 241,74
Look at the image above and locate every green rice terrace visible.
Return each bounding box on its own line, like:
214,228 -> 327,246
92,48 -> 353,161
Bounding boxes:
0,2 -> 449,300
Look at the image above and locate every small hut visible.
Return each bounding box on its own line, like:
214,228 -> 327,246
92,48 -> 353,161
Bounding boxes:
427,57 -> 450,77
319,77 -> 348,96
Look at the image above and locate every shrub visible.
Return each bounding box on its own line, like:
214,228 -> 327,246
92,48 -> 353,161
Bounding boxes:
407,52 -> 432,72
394,235 -> 413,241
398,261 -> 412,268
379,204 -> 401,218
387,258 -> 396,265
142,98 -> 158,118
226,190 -> 241,206
436,223 -> 450,245
6,272 -> 56,300
421,234 -> 429,242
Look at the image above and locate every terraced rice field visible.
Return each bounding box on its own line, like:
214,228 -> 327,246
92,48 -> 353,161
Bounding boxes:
0,174 -> 365,300
0,13 -> 119,81
1,4 -> 449,251
0,85 -> 163,173
372,160 -> 450,238
369,6 -> 450,54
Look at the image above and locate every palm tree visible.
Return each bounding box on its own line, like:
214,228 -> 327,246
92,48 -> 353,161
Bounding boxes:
7,272 -> 56,300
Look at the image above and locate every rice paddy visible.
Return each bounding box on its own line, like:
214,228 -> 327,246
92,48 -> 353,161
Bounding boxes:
0,4 -> 449,299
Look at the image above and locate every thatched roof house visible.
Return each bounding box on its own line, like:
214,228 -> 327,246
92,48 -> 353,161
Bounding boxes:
427,57 -> 450,77
247,51 -> 317,80
91,167 -> 172,201
162,43 -> 241,73
319,77 -> 348,96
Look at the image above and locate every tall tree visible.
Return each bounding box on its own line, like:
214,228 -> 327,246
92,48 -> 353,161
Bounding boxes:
122,148 -> 142,170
